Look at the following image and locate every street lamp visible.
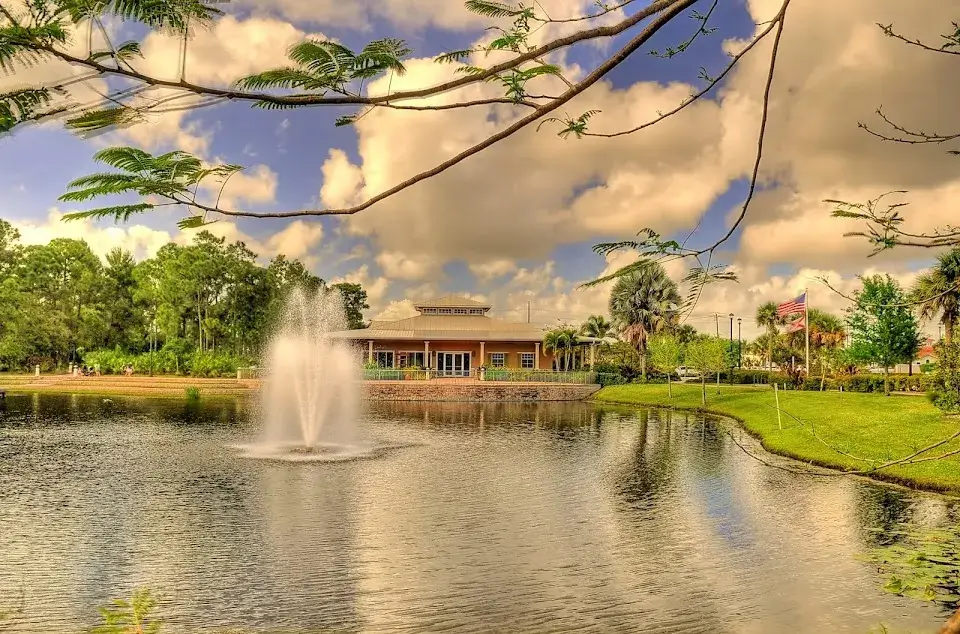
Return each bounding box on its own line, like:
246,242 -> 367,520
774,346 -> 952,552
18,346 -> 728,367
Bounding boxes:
729,313 -> 734,384
737,318 -> 742,369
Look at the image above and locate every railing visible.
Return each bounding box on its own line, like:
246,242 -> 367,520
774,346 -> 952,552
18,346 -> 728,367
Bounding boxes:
481,369 -> 599,384
362,368 -> 432,381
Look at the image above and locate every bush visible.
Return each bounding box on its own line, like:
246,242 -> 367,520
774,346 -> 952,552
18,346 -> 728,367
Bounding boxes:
82,348 -> 251,377
927,342 -> 960,412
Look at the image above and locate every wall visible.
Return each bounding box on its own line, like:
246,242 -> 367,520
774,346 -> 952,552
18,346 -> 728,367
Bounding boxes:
360,338 -> 555,370
362,381 -> 600,402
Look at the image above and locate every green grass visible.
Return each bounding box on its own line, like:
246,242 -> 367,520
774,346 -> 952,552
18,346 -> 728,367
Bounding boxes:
594,383 -> 960,494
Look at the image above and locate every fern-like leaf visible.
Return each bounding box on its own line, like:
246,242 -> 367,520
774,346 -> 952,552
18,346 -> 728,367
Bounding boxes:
335,113 -> 358,127
464,0 -> 524,17
177,215 -> 215,229
434,49 -> 473,64
0,87 -> 53,133
62,203 -> 155,223
64,106 -> 140,134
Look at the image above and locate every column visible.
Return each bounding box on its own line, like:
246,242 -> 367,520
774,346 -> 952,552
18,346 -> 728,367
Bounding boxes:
368,340 -> 373,363
534,342 -> 540,370
590,343 -> 596,368
479,341 -> 485,366
424,341 -> 430,369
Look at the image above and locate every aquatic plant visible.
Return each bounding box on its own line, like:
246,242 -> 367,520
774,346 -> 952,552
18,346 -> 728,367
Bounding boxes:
90,588 -> 161,634
859,525 -> 960,604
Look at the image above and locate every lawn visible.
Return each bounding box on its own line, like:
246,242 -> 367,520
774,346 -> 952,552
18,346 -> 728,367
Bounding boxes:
593,382 -> 960,494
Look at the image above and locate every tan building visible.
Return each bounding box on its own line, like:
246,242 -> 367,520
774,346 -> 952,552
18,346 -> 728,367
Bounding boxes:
328,296 -> 599,377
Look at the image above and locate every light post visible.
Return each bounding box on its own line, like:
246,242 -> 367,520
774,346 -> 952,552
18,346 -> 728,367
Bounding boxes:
729,313 -> 734,384
737,318 -> 742,369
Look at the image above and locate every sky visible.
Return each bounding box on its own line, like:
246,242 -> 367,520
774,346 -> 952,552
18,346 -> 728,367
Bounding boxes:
0,0 -> 955,338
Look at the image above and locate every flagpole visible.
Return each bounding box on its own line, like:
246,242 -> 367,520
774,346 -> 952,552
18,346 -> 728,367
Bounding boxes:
804,287 -> 810,375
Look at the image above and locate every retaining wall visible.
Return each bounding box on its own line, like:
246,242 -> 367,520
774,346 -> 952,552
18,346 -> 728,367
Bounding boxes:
361,381 -> 600,402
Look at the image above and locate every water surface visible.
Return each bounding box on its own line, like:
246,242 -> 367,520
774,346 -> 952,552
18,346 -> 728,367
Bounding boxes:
0,394 -> 956,633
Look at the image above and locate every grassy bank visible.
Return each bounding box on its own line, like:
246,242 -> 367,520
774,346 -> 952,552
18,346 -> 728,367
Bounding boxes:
0,374 -> 257,398
594,383 -> 960,494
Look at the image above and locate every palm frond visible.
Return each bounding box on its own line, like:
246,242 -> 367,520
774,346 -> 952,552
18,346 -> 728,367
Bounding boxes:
234,68 -> 331,92
579,259 -> 653,289
103,0 -> 221,32
177,214 -> 215,229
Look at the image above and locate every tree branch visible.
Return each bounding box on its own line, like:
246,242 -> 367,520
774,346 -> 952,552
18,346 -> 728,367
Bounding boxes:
25,0 -> 690,111
878,21 -> 960,57
116,0 -> 703,220
859,106 -> 960,147
584,6 -> 776,138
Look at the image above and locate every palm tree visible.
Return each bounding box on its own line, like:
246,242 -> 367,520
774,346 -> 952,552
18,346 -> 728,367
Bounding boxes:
912,248 -> 960,344
543,326 -> 578,370
808,309 -> 846,390
755,301 -> 785,371
580,314 -> 613,340
608,262 -> 681,380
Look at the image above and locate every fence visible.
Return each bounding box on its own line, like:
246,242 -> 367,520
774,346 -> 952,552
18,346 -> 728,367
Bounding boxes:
240,367 -> 609,384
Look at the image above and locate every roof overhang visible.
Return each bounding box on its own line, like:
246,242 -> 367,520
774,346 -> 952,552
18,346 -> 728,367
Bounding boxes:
327,330 -> 604,344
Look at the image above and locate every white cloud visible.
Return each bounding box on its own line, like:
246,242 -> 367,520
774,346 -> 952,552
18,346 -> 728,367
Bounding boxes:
375,251 -> 440,281
329,264 -> 390,311
13,209 -> 173,261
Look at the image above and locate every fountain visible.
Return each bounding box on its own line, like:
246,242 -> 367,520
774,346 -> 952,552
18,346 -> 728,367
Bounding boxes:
237,287 -> 383,462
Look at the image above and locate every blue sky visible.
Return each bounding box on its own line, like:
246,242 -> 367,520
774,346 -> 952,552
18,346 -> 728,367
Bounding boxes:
0,0 -> 951,335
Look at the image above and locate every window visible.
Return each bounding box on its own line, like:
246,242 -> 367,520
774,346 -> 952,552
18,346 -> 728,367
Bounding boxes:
438,308 -> 452,315
374,351 -> 394,368
422,308 -> 437,314
469,309 -> 484,315
520,353 -> 535,369
400,352 -> 425,368
453,308 -> 468,315
489,352 -> 505,368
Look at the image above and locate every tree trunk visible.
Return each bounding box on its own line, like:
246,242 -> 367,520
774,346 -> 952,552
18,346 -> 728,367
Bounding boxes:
640,351 -> 647,381
701,374 -> 706,406
820,356 -> 826,392
884,365 -> 890,396
667,375 -> 672,398
716,370 -> 721,395
946,319 -> 955,345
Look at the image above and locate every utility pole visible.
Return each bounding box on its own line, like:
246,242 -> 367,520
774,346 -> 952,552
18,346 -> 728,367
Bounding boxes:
713,313 -> 720,337
527,301 -> 531,324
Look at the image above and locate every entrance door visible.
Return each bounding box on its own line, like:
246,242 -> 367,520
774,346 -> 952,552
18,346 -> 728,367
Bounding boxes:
437,352 -> 471,377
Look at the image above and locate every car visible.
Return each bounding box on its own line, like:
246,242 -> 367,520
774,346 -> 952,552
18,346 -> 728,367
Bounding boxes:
675,366 -> 701,379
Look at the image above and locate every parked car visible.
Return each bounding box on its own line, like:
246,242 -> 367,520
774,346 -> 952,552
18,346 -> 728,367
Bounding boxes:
675,366 -> 701,379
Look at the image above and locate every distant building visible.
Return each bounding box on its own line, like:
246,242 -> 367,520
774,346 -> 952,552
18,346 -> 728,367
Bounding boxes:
328,296 -> 600,376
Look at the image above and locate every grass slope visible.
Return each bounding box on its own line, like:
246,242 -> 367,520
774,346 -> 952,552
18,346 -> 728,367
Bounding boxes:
594,383 -> 960,494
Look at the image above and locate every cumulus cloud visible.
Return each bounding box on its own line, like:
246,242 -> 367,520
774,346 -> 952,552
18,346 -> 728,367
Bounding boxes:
13,209 -> 173,261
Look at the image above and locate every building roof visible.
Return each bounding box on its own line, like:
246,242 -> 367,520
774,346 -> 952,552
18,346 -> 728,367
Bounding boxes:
412,295 -> 492,311
330,312 -> 601,343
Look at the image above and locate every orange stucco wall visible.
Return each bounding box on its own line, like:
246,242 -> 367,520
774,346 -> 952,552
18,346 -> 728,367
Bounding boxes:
354,339 -> 555,369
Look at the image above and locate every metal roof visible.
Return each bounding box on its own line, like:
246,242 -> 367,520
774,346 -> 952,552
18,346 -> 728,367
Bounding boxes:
412,295 -> 492,310
329,313 -> 602,343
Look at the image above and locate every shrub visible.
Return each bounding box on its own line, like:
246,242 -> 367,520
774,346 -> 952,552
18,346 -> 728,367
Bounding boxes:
185,386 -> 201,401
927,342 -> 960,413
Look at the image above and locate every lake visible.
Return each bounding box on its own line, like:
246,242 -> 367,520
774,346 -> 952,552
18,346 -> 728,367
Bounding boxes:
0,393 -> 956,633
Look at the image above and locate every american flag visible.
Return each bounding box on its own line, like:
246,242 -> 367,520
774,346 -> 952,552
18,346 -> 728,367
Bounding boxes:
776,292 -> 806,317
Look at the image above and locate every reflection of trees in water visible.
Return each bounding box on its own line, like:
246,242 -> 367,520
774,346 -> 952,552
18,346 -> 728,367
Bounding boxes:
609,409 -> 681,508
853,485 -> 915,547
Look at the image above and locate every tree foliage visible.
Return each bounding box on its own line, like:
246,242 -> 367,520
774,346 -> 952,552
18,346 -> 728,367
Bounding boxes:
846,274 -> 922,395
684,335 -> 726,405
0,219 -> 367,373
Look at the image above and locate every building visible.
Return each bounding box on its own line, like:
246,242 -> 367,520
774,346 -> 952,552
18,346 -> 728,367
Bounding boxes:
327,296 -> 599,376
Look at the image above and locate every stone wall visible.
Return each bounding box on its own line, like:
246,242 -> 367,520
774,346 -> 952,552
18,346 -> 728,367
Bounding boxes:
362,381 -> 599,402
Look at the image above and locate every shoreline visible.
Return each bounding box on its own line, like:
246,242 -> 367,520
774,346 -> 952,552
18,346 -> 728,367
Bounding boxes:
592,383 -> 960,496
0,375 -> 258,398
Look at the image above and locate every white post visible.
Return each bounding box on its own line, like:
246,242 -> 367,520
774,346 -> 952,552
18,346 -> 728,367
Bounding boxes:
35,365 -> 40,377
479,341 -> 485,366
368,340 -> 374,363
804,287 -> 810,375
424,340 -> 430,368
774,382 -> 782,430
534,342 -> 540,370
589,343 -> 596,368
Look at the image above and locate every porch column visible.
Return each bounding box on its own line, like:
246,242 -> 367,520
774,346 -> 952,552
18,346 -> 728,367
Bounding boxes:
368,340 -> 374,363
479,341 -> 485,366
590,343 -> 596,368
534,342 -> 540,370
424,341 -> 430,368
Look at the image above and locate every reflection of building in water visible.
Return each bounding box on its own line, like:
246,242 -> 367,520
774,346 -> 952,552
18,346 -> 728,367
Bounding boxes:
368,400 -> 599,430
